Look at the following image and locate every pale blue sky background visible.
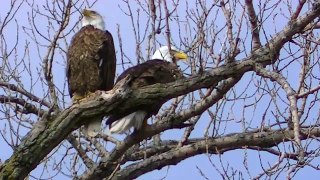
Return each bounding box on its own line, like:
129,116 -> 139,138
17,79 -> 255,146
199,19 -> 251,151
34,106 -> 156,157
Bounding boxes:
1,0 -> 319,179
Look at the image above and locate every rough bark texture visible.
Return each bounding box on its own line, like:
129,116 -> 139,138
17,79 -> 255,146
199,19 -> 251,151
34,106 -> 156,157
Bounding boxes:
1,2 -> 320,180
114,128 -> 320,179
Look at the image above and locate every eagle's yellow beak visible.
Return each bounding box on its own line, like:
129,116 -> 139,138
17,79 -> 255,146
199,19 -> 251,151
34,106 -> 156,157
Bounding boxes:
173,51 -> 188,61
82,9 -> 92,17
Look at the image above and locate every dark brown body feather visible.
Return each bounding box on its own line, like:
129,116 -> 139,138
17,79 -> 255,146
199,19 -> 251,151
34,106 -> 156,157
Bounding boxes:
106,60 -> 183,126
67,25 -> 116,98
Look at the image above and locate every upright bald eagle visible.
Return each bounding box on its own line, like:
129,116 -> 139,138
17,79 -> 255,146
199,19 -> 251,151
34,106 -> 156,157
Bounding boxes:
106,46 -> 187,134
67,9 -> 116,137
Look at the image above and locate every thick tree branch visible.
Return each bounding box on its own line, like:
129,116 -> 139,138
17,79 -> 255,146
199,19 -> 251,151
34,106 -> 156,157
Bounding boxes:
114,127 -> 320,180
81,75 -> 241,179
245,0 -> 261,50
1,4 -> 320,179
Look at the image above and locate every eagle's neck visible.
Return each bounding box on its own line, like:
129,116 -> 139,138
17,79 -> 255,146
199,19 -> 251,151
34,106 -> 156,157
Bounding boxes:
82,17 -> 105,31
151,49 -> 172,62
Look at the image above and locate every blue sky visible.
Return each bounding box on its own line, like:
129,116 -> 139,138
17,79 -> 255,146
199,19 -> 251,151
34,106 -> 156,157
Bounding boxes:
1,0 -> 320,179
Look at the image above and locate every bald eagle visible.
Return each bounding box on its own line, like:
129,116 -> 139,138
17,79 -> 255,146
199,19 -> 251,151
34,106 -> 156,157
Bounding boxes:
106,46 -> 187,134
67,9 -> 116,137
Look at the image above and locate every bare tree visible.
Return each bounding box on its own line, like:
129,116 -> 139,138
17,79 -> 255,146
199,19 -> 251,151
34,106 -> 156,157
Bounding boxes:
1,0 -> 320,179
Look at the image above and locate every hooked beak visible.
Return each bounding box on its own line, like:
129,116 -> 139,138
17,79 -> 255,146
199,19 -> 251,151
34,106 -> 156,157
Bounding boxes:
173,51 -> 188,61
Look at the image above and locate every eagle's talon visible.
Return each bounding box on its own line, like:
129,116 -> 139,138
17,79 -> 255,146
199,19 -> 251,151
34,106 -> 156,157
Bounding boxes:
72,95 -> 85,103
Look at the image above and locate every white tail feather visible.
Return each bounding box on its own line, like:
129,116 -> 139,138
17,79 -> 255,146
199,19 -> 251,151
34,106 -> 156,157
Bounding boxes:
109,111 -> 147,134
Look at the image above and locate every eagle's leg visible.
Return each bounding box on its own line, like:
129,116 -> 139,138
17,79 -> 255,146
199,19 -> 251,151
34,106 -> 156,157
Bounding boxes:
72,92 -> 97,103
84,91 -> 98,98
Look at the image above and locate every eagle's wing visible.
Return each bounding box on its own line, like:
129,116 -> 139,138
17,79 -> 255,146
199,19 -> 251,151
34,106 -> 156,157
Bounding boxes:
116,60 -> 182,87
100,30 -> 116,91
106,60 -> 183,126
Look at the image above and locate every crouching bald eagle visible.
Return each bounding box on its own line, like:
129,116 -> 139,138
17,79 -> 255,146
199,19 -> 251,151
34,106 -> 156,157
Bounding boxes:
106,46 -> 187,134
67,9 -> 116,137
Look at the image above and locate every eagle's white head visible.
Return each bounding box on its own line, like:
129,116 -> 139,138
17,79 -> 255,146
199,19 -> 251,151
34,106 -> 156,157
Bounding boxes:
151,46 -> 188,62
81,9 -> 105,31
